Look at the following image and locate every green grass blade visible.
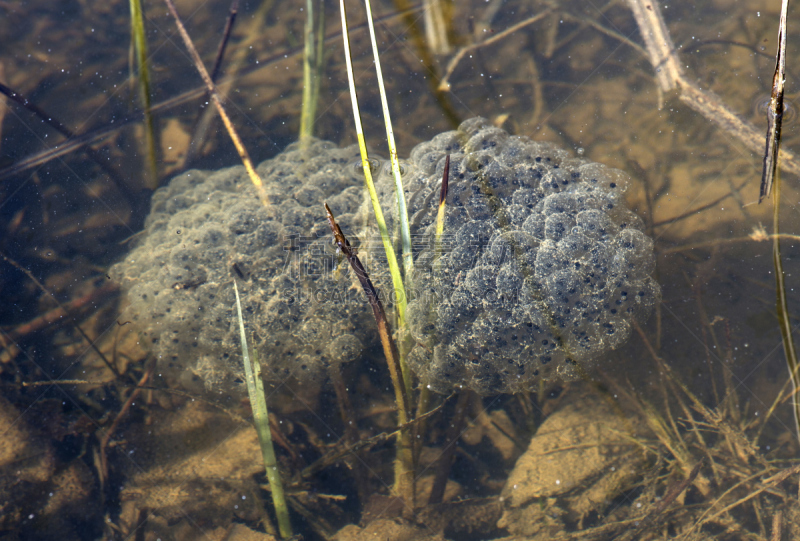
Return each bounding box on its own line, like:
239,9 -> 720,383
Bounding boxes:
299,0 -> 323,141
233,280 -> 293,538
129,0 -> 158,189
338,0 -> 407,325
363,0 -> 414,283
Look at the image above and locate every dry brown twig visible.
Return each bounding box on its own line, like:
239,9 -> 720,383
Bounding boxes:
98,357 -> 156,484
438,0 -> 800,183
0,252 -> 121,377
685,463 -> 800,539
771,510 -> 783,541
163,0 -> 271,207
324,202 -> 416,511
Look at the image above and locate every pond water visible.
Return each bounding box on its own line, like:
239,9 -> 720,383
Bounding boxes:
2,0 -> 800,539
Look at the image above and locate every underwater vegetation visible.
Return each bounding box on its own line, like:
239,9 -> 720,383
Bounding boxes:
2,0 -> 800,540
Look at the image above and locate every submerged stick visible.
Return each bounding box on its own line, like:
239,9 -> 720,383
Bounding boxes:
688,463 -> 800,536
0,82 -> 131,198
210,0 -> 240,84
324,202 -> 415,509
623,459 -> 703,538
427,390 -> 470,505
771,511 -> 783,541
0,252 -> 121,378
183,0 -> 239,170
628,0 -> 800,440
626,0 -> 800,178
300,396 -> 450,481
1,7 -> 418,182
163,0 -> 270,207
438,10 -> 552,92
99,358 -> 155,484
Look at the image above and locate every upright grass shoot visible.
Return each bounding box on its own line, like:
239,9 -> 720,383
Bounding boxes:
337,0 -> 408,324
338,0 -> 417,507
299,0 -> 326,142
234,280 -> 293,539
362,0 -> 414,289
128,0 -> 158,189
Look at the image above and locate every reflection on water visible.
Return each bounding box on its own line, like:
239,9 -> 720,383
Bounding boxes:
1,0 -> 799,539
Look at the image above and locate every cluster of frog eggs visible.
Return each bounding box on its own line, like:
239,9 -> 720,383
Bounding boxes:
110,138 -> 373,392
111,118 -> 659,395
380,117 -> 660,395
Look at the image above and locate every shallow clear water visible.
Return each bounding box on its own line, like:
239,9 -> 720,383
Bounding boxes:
2,0 -> 800,539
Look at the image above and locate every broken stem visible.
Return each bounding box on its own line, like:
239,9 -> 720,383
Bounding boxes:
324,203 -> 415,510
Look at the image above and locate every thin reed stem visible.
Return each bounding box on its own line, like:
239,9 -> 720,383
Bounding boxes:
771,171 -> 800,443
324,202 -> 415,510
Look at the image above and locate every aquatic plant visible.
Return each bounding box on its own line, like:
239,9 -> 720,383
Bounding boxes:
3,0 -> 800,539
234,279 -> 292,538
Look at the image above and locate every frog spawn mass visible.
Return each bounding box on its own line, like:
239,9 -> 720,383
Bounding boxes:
110,138 -> 372,393
111,118 -> 659,396
386,118 -> 660,395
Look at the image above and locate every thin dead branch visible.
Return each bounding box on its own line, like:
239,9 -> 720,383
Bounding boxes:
438,9 -> 553,92
0,82 -> 132,198
626,0 -> 800,178
324,202 -> 415,510
163,0 -> 271,206
0,252 -> 121,378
